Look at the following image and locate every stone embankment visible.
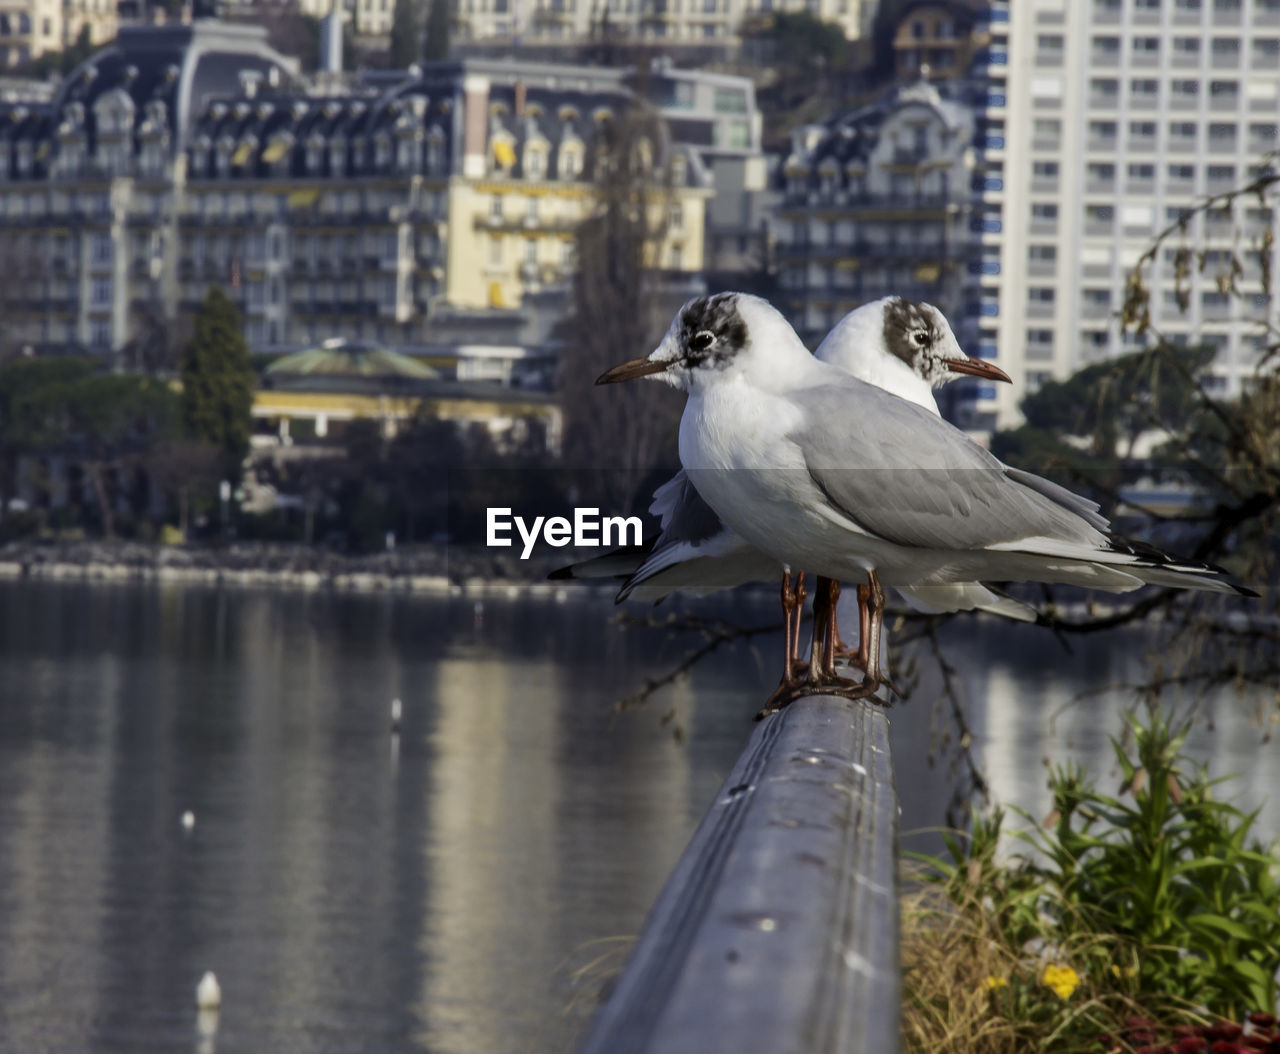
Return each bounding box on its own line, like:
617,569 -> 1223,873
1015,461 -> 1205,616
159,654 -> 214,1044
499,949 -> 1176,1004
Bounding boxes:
0,540 -> 579,597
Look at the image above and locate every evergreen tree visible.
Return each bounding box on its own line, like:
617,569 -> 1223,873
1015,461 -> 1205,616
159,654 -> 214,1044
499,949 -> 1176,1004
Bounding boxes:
180,287 -> 255,479
423,0 -> 450,61
390,0 -> 422,69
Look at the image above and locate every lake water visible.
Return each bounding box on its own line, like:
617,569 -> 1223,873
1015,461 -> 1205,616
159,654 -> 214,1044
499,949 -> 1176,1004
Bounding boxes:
1,580 -> 1275,1054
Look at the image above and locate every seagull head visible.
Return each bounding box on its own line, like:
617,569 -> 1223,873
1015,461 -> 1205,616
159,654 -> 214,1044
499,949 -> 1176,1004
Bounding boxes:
596,292 -> 808,392
874,297 -> 1011,388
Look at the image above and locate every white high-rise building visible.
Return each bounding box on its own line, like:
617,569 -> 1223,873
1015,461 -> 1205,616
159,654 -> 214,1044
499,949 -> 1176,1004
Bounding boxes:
988,0 -> 1280,428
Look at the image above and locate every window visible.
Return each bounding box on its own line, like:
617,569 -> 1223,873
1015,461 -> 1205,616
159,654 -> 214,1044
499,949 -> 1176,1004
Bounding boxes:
1169,120 -> 1197,140
488,236 -> 502,265
713,88 -> 747,114
1127,163 -> 1156,180
1172,36 -> 1199,55
1087,162 -> 1117,182
524,146 -> 547,181
1171,79 -> 1200,100
1249,122 -> 1278,147
1253,38 -> 1280,64
1132,36 -> 1160,54
92,233 -> 112,263
1207,164 -> 1236,183
1168,163 -> 1195,180
1210,80 -> 1239,101
1028,245 -> 1057,262
1032,160 -> 1059,180
524,238 -> 537,265
490,196 -> 503,221
1211,37 -> 1240,58
1032,118 -> 1061,139
1091,77 -> 1120,100
1131,78 -> 1158,99
90,320 -> 111,348
1029,287 -> 1055,303
1031,202 -> 1059,221
91,276 -> 112,305
1129,121 -> 1157,139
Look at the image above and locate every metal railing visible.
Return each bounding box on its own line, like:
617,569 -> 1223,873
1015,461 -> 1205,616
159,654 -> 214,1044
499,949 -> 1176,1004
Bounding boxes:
576,692 -> 900,1054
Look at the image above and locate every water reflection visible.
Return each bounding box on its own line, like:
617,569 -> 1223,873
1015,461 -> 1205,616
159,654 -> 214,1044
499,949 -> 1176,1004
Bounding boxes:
0,581 -> 1274,1054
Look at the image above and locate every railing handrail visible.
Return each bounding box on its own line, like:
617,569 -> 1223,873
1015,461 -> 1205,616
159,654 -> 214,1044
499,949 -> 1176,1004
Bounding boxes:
576,692 -> 900,1054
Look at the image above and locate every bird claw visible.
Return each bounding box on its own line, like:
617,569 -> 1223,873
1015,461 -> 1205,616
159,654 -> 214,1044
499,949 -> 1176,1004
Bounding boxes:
755,668 -> 895,720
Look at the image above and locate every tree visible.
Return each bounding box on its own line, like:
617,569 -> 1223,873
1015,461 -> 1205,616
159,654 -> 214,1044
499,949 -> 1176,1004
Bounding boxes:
389,0 -> 423,69
558,106 -> 686,516
180,287 -> 255,481
0,358 -> 95,517
0,359 -> 178,537
423,0 -> 450,60
144,439 -> 225,538
990,343 -> 1217,513
62,374 -> 178,537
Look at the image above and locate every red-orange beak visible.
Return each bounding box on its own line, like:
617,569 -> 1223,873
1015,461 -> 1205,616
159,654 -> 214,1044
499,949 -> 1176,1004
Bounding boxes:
595,357 -> 673,385
948,356 -> 1012,384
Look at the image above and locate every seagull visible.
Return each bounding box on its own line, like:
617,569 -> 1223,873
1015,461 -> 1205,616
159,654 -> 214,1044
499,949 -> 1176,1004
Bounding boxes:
596,292 -> 1255,710
555,297 -> 1029,682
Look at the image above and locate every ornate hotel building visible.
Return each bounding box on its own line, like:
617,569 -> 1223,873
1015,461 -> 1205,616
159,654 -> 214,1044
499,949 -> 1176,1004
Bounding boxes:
0,21 -> 711,358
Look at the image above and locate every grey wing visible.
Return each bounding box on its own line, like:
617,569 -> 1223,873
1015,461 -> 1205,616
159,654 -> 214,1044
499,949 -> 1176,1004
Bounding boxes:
1002,467 -> 1110,533
650,469 -> 724,546
790,381 -> 1106,553
620,471 -> 751,600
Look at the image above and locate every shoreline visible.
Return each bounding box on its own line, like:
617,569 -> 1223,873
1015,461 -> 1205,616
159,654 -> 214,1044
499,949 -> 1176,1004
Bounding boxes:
0,539 -> 586,598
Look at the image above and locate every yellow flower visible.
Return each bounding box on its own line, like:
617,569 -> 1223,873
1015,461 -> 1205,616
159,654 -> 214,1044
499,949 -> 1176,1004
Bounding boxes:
1040,963 -> 1080,1000
984,975 -> 1009,992
1109,964 -> 1137,979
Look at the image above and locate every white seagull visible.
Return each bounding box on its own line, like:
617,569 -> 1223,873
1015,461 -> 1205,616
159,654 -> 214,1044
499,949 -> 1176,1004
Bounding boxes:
595,293 -> 1254,708
563,297 -> 1031,622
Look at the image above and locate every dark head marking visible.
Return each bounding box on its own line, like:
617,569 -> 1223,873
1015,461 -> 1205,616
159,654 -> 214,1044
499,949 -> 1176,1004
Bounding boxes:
882,297 -> 947,380
678,293 -> 749,369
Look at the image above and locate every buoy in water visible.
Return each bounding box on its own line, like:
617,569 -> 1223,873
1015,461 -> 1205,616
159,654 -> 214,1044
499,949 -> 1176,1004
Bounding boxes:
196,971 -> 221,1010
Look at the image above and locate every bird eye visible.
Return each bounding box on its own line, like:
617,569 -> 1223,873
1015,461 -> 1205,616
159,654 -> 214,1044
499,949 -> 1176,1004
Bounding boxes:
912,329 -> 930,347
690,330 -> 715,352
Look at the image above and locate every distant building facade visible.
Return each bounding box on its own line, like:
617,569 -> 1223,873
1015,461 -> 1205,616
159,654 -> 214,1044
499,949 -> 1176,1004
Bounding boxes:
0,24 -> 711,358
989,0 -> 1280,426
455,0 -> 876,47
888,0 -> 991,81
773,75 -> 1002,432
0,0 -> 123,69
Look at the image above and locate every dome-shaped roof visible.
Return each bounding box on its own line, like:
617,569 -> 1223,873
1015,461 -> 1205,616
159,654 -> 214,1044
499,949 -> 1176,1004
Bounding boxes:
51,22 -> 299,147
